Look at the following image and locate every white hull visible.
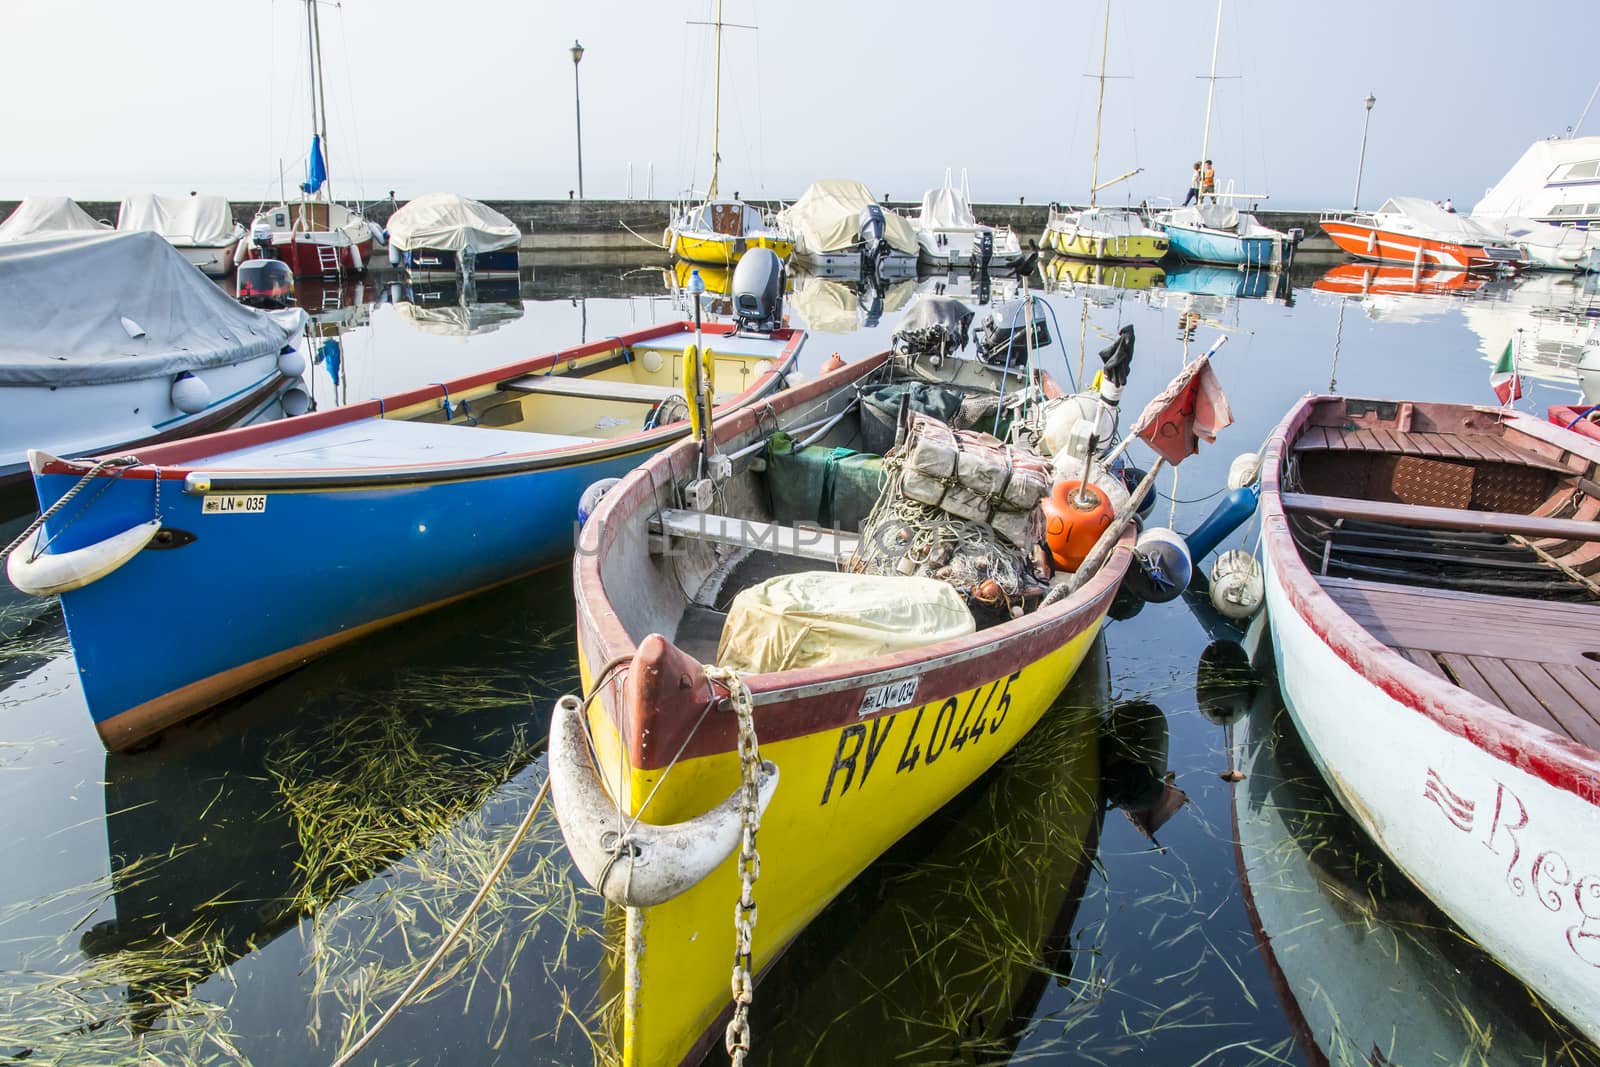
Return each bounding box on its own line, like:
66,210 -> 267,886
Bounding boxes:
0,351 -> 291,482
1262,548 -> 1600,1045
176,241 -> 240,277
792,249 -> 919,278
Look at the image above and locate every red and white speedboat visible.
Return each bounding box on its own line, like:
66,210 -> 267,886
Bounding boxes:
1312,261 -> 1490,297
1321,197 -> 1528,270
1259,394 -> 1600,1046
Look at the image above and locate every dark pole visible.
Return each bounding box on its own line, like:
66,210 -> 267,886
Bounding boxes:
571,40 -> 585,199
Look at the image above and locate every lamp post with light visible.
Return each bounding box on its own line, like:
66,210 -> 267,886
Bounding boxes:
1353,92 -> 1375,211
571,40 -> 585,199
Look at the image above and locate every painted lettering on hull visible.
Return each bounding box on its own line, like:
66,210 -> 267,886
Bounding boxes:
820,671 -> 1021,806
1420,767 -> 1600,967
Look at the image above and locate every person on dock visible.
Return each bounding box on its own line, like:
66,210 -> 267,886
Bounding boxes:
1201,160 -> 1216,202
1183,162 -> 1201,206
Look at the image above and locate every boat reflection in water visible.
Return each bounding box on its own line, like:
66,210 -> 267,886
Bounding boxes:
786,270 -> 918,333
1044,256 -> 1167,300
389,278 -> 526,339
742,638 -> 1113,1064
1164,263 -> 1290,303
1232,647 -> 1600,1066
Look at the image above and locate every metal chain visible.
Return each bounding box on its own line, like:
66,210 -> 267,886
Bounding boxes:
2,456 -> 141,562
706,665 -> 761,1067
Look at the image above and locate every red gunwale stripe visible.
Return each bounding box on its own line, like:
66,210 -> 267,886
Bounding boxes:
1261,395 -> 1600,806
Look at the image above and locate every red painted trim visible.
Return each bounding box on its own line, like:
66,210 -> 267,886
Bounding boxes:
1259,395 -> 1600,807
38,322 -> 803,479
1549,406 -> 1600,443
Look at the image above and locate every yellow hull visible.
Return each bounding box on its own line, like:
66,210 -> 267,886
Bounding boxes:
1047,227 -> 1169,264
581,615 -> 1110,1066
668,229 -> 795,266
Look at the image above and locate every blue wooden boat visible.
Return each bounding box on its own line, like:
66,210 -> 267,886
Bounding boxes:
7,320 -> 802,750
1157,204 -> 1298,268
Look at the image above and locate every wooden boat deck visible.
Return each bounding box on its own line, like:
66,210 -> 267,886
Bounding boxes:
1292,423 -> 1574,474
1319,576 -> 1600,749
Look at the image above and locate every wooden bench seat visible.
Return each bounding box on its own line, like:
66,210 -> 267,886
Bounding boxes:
1318,576 -> 1600,748
1293,424 -> 1574,474
1282,492 -> 1600,543
502,374 -> 731,406
649,509 -> 859,564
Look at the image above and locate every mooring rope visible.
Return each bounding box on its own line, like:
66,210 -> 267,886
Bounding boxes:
2,456 -> 140,563
328,774 -> 550,1067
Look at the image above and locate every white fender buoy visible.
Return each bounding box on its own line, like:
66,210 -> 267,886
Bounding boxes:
1210,549 -> 1265,620
349,240 -> 364,272
277,345 -> 307,378
1227,452 -> 1261,489
171,372 -> 211,414
7,519 -> 162,596
641,349 -> 664,374
281,386 -> 312,417
547,693 -> 778,907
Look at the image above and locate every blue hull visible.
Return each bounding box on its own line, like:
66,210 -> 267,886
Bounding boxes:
1164,264 -> 1276,299
1164,224 -> 1283,268
35,448 -> 654,737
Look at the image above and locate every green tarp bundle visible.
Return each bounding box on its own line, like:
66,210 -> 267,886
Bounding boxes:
764,430 -> 885,533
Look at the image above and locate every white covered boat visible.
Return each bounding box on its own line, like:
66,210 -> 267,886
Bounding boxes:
0,232 -> 306,486
1260,393 -> 1600,1047
115,194 -> 245,277
776,179 -> 919,276
0,197 -> 111,242
385,193 -> 521,279
1472,214 -> 1600,272
911,174 -> 1024,272
1473,135 -> 1600,229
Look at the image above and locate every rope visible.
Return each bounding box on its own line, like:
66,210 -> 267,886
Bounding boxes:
328,774 -> 551,1067
621,220 -> 671,250
704,665 -> 762,1067
3,456 -> 140,563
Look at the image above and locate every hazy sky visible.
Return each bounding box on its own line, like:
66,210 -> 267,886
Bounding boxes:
6,0 -> 1598,210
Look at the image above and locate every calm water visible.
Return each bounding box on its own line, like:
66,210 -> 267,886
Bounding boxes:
1,261 -> 1597,1066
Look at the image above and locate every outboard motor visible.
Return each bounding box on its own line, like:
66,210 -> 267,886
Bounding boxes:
250,218 -> 275,258
730,247 -> 785,332
973,227 -> 995,275
858,203 -> 888,277
236,258 -> 295,309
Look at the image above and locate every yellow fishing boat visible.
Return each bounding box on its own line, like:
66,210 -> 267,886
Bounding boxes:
550,334 -> 1164,1064
664,0 -> 794,267
1045,255 -> 1167,292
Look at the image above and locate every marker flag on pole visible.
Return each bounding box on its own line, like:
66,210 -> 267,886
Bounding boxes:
1133,354 -> 1234,465
1490,336 -> 1522,404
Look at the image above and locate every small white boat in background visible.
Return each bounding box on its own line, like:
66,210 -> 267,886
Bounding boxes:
1472,214 -> 1600,272
385,193 -> 521,279
912,171 -> 1024,272
777,179 -> 920,276
116,194 -> 245,277
0,231 -> 306,486
0,196 -> 111,242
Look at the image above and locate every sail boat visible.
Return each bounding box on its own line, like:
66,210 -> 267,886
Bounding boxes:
243,0 -> 374,278
664,0 -> 794,266
1153,0 -> 1298,268
1042,0 -> 1168,264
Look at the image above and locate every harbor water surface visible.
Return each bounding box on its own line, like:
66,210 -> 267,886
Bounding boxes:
2,262 -> 1597,1065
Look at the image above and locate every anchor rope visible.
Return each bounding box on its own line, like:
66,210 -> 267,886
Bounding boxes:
327,775 -> 550,1067
3,456 -> 141,563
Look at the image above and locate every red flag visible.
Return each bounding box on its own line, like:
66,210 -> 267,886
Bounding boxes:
1133,356 -> 1233,464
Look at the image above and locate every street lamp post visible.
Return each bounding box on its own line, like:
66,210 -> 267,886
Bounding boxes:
1353,92 -> 1376,211
570,40 -> 585,199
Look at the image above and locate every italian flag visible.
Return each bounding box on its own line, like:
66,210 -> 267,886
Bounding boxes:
1490,337 -> 1521,404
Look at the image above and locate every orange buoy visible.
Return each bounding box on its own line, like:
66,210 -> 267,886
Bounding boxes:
1041,480 -> 1114,571
820,352 -> 847,374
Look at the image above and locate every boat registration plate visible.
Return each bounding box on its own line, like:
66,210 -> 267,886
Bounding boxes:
201,494 -> 267,515
858,677 -> 918,716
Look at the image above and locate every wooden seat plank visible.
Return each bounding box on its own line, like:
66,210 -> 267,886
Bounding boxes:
1349,429 -> 1381,451
1401,647 -> 1451,681
1297,426 -> 1330,450
1546,663 -> 1600,728
1369,427 -> 1399,451
502,374 -> 732,406
650,509 -> 859,564
1283,493 -> 1600,543
1504,660 -> 1600,748
1463,655 -> 1569,736
1405,432 -> 1447,458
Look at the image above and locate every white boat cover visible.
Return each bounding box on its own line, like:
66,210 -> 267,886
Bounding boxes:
1167,203 -> 1240,231
715,571 -> 974,674
386,193 -> 520,253
916,186 -> 979,230
1377,197 -> 1505,243
0,196 -> 110,242
395,299 -> 524,337
116,194 -> 240,247
0,232 -> 295,386
1066,207 -> 1160,238
776,179 -> 918,255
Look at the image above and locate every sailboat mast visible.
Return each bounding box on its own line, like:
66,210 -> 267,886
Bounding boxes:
1088,0 -> 1111,208
707,0 -> 724,201
1199,0 -> 1222,171
311,0 -> 331,204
